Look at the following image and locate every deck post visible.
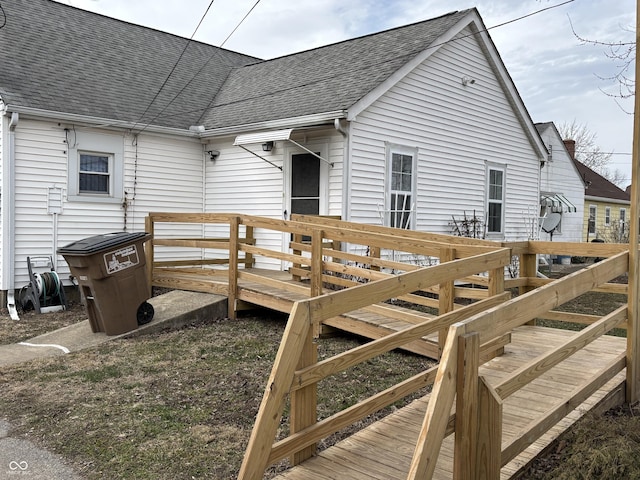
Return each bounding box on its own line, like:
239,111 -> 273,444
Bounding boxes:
370,245 -> 381,271
289,325 -> 318,465
438,247 -> 456,357
454,332 -> 480,480
520,251 -> 537,326
228,216 -> 240,320
292,228 -> 303,282
627,0 -> 640,404
475,377 -> 502,479
245,224 -> 255,268
144,215 -> 154,298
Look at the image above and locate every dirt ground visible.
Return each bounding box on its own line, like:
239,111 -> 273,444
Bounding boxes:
0,265 -> 640,480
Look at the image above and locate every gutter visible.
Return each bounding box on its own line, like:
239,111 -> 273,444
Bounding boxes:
5,105 -> 201,137
5,112 -> 19,320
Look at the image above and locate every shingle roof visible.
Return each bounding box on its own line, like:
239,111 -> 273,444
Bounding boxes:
572,159 -> 630,202
199,10 -> 471,129
0,1 -> 470,131
0,0 -> 260,129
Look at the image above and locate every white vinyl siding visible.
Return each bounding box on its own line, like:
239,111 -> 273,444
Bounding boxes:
347,26 -> 541,240
536,123 -> 584,242
204,128 -> 344,268
10,119 -> 204,286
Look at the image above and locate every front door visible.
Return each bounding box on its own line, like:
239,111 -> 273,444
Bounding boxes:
289,152 -> 321,218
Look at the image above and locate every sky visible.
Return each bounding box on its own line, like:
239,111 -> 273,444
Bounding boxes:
57,0 -> 636,185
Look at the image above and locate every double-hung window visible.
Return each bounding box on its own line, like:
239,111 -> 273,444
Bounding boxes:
68,131 -> 124,204
486,164 -> 505,235
386,144 -> 417,229
79,152 -> 112,194
588,205 -> 597,235
604,207 -> 611,226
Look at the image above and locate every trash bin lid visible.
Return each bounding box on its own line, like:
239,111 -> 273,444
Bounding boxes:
57,232 -> 150,255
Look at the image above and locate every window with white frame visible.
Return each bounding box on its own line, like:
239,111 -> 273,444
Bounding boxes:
79,152 -> 112,194
588,205 -> 597,234
68,131 -> 124,203
386,144 -> 417,229
620,208 -> 627,237
486,164 -> 505,235
604,207 -> 611,226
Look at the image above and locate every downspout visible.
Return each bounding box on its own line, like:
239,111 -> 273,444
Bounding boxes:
334,119 -> 349,221
6,112 -> 19,320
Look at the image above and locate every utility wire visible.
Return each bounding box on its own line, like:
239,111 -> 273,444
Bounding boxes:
161,0 -> 575,125
125,0 -> 573,131
135,0 -> 262,134
133,0 -> 216,132
0,2 -> 6,29
194,0 -> 262,125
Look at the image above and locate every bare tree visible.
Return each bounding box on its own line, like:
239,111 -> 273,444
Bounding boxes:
559,120 -> 627,187
559,120 -> 612,170
568,16 -> 635,101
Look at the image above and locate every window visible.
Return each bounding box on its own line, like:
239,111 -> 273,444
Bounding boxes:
68,131 -> 124,203
604,207 -> 611,226
588,205 -> 596,234
486,165 -> 505,234
386,144 -> 417,229
79,152 -> 111,194
620,208 -> 627,238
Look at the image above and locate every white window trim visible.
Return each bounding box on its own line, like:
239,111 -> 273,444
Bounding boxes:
604,207 -> 611,226
68,131 -> 124,204
384,143 -> 418,229
485,162 -> 506,238
588,205 -> 597,234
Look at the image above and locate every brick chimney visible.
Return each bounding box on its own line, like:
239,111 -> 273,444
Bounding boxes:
563,139 -> 576,160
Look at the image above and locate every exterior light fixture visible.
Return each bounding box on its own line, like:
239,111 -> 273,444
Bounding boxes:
262,141 -> 274,152
461,76 -> 476,86
206,150 -> 220,161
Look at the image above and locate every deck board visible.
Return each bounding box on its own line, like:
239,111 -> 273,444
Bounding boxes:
272,326 -> 626,480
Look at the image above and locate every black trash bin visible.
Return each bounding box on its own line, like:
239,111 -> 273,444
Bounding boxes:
58,232 -> 154,335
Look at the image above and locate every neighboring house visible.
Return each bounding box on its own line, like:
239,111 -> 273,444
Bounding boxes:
563,140 -> 631,242
534,122 -> 584,242
0,0 -> 547,310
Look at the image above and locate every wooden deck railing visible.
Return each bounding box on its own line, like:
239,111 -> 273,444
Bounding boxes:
407,252 -> 629,480
143,213 -> 634,479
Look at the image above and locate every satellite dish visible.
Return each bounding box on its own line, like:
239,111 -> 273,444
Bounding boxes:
541,213 -> 562,233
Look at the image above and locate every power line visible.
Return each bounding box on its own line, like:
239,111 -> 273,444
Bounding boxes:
179,0 -> 575,126
135,0 -> 263,134
126,0 -> 574,131
133,0 -> 216,133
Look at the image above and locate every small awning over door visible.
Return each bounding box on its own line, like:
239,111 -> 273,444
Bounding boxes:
233,129 -> 333,167
233,129 -> 294,146
540,193 -> 577,213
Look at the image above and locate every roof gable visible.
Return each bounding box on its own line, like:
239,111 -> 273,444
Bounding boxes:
0,0 -> 260,129
199,10 -> 470,129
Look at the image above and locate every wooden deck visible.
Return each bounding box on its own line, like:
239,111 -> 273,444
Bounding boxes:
273,326 -> 627,480
145,213 -> 636,480
154,268 -> 445,358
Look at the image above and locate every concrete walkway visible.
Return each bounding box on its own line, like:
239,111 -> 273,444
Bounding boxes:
0,290 -> 228,478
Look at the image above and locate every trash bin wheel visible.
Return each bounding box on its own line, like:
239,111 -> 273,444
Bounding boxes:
137,301 -> 154,325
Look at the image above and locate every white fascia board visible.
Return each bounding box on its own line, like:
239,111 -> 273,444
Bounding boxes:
5,105 -> 198,137
201,110 -> 346,140
470,15 -> 548,160
346,10 -> 480,122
